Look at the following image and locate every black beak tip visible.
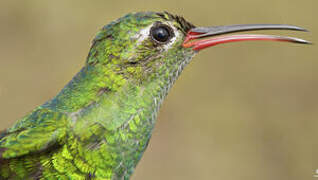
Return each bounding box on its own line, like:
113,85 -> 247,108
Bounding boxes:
296,39 -> 312,44
189,24 -> 310,38
288,25 -> 309,32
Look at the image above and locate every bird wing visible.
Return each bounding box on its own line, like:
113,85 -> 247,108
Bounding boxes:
0,107 -> 68,160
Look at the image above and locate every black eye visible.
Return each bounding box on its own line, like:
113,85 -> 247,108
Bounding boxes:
150,25 -> 172,43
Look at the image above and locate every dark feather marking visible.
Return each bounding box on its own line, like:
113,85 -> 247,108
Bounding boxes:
29,162 -> 43,180
86,172 -> 97,180
0,130 -> 7,159
0,148 -> 7,159
97,87 -> 111,96
0,130 -> 6,139
156,12 -> 168,20
157,12 -> 196,33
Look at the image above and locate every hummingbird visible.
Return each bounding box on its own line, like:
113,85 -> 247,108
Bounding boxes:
0,11 -> 309,180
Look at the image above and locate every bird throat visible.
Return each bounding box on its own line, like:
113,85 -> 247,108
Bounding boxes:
41,48 -> 195,178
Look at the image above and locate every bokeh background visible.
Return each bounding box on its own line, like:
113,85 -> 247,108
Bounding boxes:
0,0 -> 316,180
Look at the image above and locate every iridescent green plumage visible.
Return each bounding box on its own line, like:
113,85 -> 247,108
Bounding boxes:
2,10 -> 308,180
0,12 -> 195,179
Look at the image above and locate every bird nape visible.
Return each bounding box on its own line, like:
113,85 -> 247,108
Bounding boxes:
0,11 -> 309,180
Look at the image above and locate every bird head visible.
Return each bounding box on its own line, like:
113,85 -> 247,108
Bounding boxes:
86,11 -> 309,89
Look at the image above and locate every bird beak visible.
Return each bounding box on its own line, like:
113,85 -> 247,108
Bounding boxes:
183,24 -> 310,51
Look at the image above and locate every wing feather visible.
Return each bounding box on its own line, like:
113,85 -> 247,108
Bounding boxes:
0,108 -> 68,160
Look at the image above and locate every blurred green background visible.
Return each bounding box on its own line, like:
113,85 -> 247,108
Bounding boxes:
0,0 -> 316,180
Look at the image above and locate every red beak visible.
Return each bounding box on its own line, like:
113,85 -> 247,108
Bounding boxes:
183,24 -> 310,51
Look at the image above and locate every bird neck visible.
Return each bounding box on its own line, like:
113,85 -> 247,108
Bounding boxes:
43,48 -> 195,129
43,64 -> 127,112
40,51 -> 195,178
44,49 -> 195,113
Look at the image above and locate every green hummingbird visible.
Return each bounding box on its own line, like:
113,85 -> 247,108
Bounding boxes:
0,11 -> 309,180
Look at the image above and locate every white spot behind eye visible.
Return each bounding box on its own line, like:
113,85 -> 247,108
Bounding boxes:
133,24 -> 153,46
162,22 -> 179,51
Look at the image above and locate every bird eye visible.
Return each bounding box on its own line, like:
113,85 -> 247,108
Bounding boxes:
150,25 -> 172,43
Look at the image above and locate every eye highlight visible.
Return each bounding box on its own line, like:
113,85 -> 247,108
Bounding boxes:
150,24 -> 173,43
